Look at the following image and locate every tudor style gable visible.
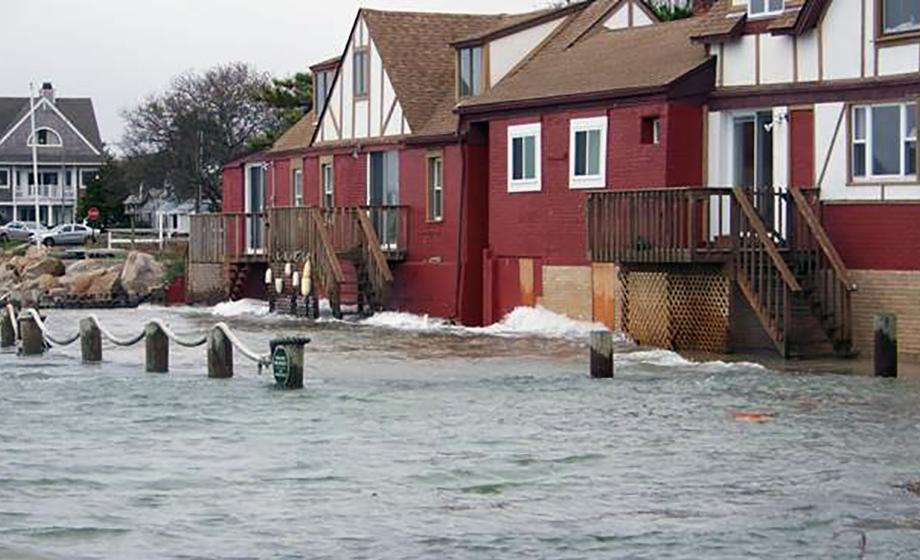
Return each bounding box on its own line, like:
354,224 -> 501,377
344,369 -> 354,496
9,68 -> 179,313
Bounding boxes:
314,12 -> 410,144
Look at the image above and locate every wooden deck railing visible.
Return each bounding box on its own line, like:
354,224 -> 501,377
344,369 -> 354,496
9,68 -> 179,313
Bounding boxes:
189,212 -> 265,263
586,188 -> 734,263
189,214 -> 225,264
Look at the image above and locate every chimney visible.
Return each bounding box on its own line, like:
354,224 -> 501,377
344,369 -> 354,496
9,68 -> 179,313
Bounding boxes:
40,82 -> 55,104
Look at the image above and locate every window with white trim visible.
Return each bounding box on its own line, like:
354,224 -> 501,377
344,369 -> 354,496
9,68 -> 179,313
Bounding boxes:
293,169 -> 304,207
851,102 -> 917,180
427,154 -> 443,222
748,0 -> 783,17
321,161 -> 334,208
0,169 -> 8,189
507,123 -> 541,192
353,49 -> 369,98
569,116 -> 607,189
883,0 -> 920,35
27,127 -> 63,147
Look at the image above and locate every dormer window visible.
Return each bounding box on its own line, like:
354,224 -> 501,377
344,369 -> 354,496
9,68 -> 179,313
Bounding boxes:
458,46 -> 484,98
27,127 -> 62,147
882,0 -> 920,35
748,0 -> 783,17
314,70 -> 334,116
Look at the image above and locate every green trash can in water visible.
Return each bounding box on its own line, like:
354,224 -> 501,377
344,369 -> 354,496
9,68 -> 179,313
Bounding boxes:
270,336 -> 311,389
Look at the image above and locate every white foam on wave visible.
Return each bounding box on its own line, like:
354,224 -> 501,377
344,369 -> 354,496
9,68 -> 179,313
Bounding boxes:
472,306 -> 611,339
210,299 -> 271,318
619,349 -> 766,371
359,311 -> 450,332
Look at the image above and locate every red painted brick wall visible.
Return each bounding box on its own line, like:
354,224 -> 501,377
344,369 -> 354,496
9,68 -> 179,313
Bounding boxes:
222,165 -> 244,213
666,103 -> 704,187
823,204 -> 920,270
790,108 -> 815,187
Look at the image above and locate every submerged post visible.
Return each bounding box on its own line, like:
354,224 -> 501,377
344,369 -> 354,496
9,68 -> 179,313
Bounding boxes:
270,336 -> 311,390
0,308 -> 15,348
874,314 -> 897,378
145,322 -> 169,373
207,327 -> 233,379
19,314 -> 44,356
80,317 -> 102,363
590,330 -> 614,379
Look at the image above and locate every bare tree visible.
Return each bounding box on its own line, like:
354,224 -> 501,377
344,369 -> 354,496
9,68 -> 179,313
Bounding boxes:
121,62 -> 281,211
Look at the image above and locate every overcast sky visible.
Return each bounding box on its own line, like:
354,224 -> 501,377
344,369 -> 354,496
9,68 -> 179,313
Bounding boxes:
1,0 -> 545,150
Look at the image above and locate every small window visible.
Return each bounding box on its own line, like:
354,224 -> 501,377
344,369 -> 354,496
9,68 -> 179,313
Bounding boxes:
353,49 -> 369,98
570,117 -> 607,190
81,170 -> 98,187
508,123 -> 541,192
642,116 -> 661,145
28,127 -> 62,147
40,172 -> 58,186
314,70 -> 334,116
458,47 -> 484,98
749,0 -> 784,17
0,169 -> 8,188
851,102 -> 917,180
427,154 -> 444,222
321,161 -> 334,208
293,169 -> 304,207
883,0 -> 920,35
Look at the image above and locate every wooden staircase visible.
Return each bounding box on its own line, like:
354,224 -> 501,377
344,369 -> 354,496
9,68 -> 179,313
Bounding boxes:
268,207 -> 398,319
731,187 -> 856,359
228,263 -> 251,301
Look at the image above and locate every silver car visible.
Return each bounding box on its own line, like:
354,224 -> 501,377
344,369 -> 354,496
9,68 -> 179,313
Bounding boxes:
0,222 -> 37,242
40,224 -> 97,247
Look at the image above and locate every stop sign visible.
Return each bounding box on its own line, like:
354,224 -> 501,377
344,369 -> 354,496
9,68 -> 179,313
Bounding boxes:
87,207 -> 100,221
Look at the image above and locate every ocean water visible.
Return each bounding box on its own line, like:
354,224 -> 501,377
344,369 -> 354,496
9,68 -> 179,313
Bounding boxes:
1,304 -> 919,559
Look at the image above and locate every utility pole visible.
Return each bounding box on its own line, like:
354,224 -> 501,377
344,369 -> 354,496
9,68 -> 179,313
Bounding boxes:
28,83 -> 40,229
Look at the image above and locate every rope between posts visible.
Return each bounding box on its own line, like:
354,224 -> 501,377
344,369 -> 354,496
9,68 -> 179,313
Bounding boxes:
214,322 -> 271,365
87,315 -> 146,347
23,309 -> 81,346
149,319 -> 207,348
6,304 -> 19,340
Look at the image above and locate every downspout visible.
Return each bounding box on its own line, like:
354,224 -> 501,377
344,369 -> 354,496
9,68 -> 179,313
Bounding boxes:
452,134 -> 466,325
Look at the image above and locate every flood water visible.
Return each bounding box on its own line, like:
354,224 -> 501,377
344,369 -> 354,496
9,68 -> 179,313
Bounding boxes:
1,304 -> 920,559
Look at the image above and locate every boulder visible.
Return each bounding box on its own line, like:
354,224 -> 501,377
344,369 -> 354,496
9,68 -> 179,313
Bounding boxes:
24,245 -> 48,261
65,259 -> 111,277
22,273 -> 59,294
21,257 -> 65,281
64,266 -> 122,296
119,252 -> 164,296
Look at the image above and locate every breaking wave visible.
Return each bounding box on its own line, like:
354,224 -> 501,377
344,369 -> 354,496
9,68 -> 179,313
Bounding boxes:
209,299 -> 271,318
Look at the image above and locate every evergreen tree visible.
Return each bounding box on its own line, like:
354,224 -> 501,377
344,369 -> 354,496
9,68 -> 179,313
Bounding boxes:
77,153 -> 128,226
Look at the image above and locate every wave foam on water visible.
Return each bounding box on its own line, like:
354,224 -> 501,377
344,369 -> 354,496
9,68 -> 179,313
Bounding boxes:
210,299 -> 271,318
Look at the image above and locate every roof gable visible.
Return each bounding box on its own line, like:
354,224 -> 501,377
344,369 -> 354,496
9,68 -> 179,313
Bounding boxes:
0,97 -> 103,159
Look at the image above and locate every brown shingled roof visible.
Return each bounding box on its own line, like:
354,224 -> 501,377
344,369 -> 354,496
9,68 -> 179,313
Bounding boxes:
459,17 -> 713,111
268,111 -> 315,154
691,0 -> 821,42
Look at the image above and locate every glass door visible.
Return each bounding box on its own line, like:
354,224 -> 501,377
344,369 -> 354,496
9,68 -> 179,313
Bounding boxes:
245,164 -> 265,253
733,111 -> 777,236
368,151 -> 399,249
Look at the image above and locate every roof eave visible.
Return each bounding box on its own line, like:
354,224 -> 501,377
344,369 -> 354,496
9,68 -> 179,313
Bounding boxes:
449,2 -> 586,49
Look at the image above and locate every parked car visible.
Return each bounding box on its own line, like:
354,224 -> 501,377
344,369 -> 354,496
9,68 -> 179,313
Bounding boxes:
39,224 -> 99,247
0,222 -> 38,242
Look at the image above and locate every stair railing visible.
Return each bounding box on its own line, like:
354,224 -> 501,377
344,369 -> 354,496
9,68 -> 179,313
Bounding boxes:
732,186 -> 803,357
307,208 -> 346,305
787,186 -> 856,354
353,210 -> 394,309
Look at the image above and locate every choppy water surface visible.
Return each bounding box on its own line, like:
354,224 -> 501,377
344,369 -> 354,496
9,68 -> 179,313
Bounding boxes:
2,305 -> 920,559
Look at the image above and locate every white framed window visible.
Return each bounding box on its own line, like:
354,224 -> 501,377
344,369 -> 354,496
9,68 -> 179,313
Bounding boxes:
427,153 -> 443,222
882,0 -> 920,35
321,161 -> 334,208
748,0 -> 784,17
569,116 -> 608,189
293,169 -> 304,207
507,123 -> 541,193
851,102 -> 917,180
27,127 -> 63,147
314,70 -> 334,116
353,49 -> 369,98
0,169 -> 8,189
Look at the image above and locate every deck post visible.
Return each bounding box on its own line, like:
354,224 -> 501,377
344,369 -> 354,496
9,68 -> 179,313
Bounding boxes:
874,314 -> 897,378
80,318 -> 102,363
19,314 -> 44,356
590,330 -> 614,379
0,308 -> 15,348
207,327 -> 233,379
269,336 -> 311,389
145,322 -> 169,373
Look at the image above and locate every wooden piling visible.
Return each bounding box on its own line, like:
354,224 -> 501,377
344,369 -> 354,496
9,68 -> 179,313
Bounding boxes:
80,318 -> 102,363
590,330 -> 614,379
207,327 -> 233,379
19,315 -> 45,356
270,336 -> 311,389
145,322 -> 169,373
0,308 -> 15,348
874,314 -> 897,378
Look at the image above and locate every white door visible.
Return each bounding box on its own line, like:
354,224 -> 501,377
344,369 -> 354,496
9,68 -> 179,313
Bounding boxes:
244,163 -> 265,253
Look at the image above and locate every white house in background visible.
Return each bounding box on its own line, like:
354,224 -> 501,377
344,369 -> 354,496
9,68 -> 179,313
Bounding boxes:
123,185 -> 195,236
0,83 -> 104,225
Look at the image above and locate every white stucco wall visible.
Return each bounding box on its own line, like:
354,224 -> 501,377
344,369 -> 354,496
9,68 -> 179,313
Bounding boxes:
489,16 -> 565,86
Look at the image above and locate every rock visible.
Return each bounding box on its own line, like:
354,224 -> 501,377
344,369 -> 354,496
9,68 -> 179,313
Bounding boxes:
21,257 -> 65,281
22,274 -> 59,294
24,245 -> 48,261
119,252 -> 164,296
64,266 -> 122,296
65,259 -> 111,277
